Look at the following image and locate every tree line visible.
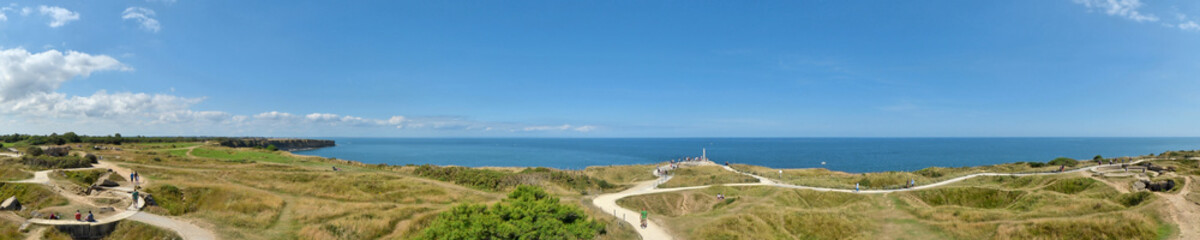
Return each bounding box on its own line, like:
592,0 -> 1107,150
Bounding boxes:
1,133 -> 215,145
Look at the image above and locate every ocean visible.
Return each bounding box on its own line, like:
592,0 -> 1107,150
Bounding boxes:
294,138 -> 1200,173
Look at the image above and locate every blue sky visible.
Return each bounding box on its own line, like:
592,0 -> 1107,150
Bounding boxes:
1,0 -> 1199,137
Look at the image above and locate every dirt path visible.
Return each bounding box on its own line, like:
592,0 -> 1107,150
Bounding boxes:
595,160 -> 1147,240
185,145 -> 200,158
128,212 -> 217,240
592,168 -> 678,240
12,170 -> 50,184
94,160 -> 147,187
1160,176 -> 1198,240
8,162 -> 219,240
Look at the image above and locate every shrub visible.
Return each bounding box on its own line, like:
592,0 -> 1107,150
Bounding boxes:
1047,157 -> 1079,167
416,185 -> 605,239
25,147 -> 43,156
60,169 -> 106,188
8,156 -> 94,169
413,165 -> 615,192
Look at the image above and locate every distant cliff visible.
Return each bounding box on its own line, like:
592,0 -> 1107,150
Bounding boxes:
217,138 -> 335,151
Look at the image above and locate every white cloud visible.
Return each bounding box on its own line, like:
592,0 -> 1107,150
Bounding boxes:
122,7 -> 160,33
1180,21 -> 1200,31
0,4 -> 11,22
146,0 -> 178,4
38,6 -> 80,27
0,48 -> 232,127
20,7 -> 31,16
1073,0 -> 1159,22
254,111 -> 295,120
387,116 -> 407,128
1,47 -> 601,136
0,48 -> 127,102
522,124 -> 599,132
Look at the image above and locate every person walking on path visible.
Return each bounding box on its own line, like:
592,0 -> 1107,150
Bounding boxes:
132,190 -> 139,201
640,209 -> 649,229
855,183 -> 860,192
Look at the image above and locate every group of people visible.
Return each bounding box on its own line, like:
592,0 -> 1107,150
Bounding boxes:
47,210 -> 95,222
716,193 -> 726,200
129,171 -> 141,185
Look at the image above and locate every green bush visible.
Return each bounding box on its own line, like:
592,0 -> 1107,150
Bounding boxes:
416,185 -> 605,240
1047,157 -> 1079,167
413,165 -> 615,192
25,147 -> 43,156
7,155 -> 94,169
60,169 -> 106,188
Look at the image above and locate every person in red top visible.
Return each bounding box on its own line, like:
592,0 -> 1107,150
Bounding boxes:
74,210 -> 81,221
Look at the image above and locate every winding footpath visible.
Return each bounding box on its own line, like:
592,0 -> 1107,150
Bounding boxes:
593,160 -> 1149,240
4,158 -> 216,240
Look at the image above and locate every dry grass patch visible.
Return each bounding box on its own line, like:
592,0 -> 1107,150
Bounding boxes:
103,221 -> 183,240
0,164 -> 31,181
583,164 -> 658,186
659,166 -> 757,188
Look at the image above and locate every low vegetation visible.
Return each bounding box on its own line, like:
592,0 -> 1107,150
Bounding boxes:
5,155 -> 95,170
411,165 -> 616,194
583,164 -> 658,186
416,185 -> 606,240
0,182 -> 69,215
731,157 -> 1084,190
58,169 -> 108,188
0,164 -> 32,181
659,165 -> 758,188
104,221 -> 184,240
190,147 -> 296,163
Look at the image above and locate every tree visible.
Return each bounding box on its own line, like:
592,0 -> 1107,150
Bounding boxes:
417,185 -> 605,239
63,132 -> 81,143
25,147 -> 44,157
1093,155 -> 1103,161
265,144 -> 279,151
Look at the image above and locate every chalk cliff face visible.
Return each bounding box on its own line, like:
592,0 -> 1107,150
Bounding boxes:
218,138 -> 335,151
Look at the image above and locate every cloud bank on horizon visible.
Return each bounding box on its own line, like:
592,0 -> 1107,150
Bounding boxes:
2,1 -> 1200,137
0,47 -> 597,136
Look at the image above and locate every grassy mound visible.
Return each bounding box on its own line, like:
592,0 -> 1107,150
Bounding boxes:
694,210 -> 870,240
0,220 -> 21,240
5,155 -> 94,170
659,166 -> 758,188
58,169 -> 107,188
907,187 -> 1025,209
1042,177 -> 1100,194
103,221 -> 183,240
145,184 -> 284,229
411,165 -> 615,193
0,164 -> 31,181
0,182 -> 69,212
995,212 -> 1157,240
583,164 -> 657,186
616,191 -> 722,217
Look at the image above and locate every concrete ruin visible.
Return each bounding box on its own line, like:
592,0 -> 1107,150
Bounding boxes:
0,196 -> 21,210
1133,179 -> 1176,192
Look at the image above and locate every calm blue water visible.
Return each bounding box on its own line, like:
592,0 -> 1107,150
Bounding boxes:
294,138 -> 1200,173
